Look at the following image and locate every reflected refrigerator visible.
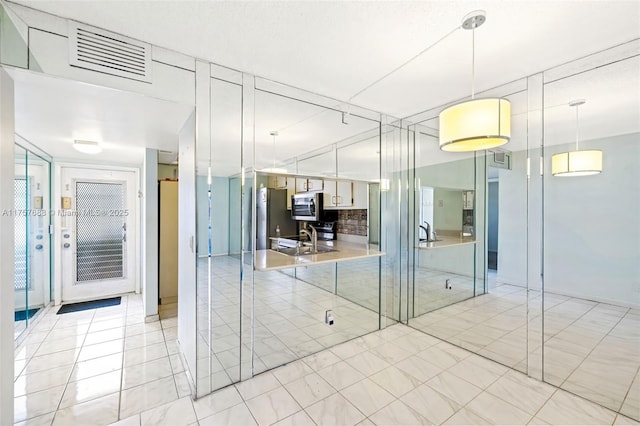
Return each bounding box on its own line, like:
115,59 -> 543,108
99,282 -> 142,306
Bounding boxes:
256,187 -> 297,250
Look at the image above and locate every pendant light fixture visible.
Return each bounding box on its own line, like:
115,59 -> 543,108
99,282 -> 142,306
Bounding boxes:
439,11 -> 511,152
263,131 -> 287,174
551,99 -> 602,177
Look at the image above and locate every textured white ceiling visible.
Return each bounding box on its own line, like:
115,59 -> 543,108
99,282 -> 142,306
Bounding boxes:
10,0 -> 640,117
6,0 -> 640,174
9,69 -> 194,164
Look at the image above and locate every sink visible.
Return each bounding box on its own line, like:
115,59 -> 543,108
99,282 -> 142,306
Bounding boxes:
271,246 -> 337,256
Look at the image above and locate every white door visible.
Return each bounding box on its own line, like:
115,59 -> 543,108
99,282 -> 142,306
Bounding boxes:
60,167 -> 137,302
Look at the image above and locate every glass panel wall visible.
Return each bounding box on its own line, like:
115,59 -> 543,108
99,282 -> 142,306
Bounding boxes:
542,53 -> 640,420
14,141 -> 51,341
404,78 -> 531,375
250,79 -> 384,374
195,73 -> 243,396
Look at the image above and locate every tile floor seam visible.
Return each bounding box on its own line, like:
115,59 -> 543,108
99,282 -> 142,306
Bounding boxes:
48,310 -> 95,426
554,302 -> 632,404
528,386 -> 559,425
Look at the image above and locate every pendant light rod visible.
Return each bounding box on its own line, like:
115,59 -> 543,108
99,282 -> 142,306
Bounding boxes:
462,10 -> 485,99
270,130 -> 278,170
471,26 -> 475,99
569,99 -> 585,150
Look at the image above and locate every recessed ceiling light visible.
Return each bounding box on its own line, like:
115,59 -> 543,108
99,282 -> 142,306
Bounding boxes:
73,139 -> 102,154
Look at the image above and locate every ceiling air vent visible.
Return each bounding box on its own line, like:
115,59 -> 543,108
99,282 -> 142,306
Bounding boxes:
69,22 -> 152,83
488,149 -> 512,170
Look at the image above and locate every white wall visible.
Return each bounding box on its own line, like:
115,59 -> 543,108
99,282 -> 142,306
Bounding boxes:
496,150 -> 528,287
497,133 -> 640,306
544,133 -> 640,307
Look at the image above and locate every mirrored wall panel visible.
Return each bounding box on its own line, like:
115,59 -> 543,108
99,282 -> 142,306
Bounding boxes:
543,54 -> 640,420
14,141 -> 51,341
406,79 -> 531,375
195,74 -> 243,396
251,81 -> 384,374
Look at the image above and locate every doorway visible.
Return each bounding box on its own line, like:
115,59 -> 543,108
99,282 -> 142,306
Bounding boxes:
487,179 -> 499,271
59,166 -> 138,302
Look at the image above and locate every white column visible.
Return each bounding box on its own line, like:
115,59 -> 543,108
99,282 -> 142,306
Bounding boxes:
0,67 -> 16,426
143,148 -> 159,321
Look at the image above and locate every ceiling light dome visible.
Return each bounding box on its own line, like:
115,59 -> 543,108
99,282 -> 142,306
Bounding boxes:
73,139 -> 102,154
439,98 -> 511,152
551,99 -> 602,177
439,11 -> 512,152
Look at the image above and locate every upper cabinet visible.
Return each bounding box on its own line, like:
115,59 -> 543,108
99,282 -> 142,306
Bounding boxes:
268,175 -> 288,189
324,179 -> 353,209
352,181 -> 368,210
266,175 -> 295,209
296,177 -> 323,192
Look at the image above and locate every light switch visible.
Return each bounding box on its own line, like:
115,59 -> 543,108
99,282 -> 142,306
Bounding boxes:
61,197 -> 72,209
33,196 -> 43,209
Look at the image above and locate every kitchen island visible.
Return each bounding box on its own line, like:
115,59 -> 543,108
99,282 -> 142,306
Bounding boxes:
254,240 -> 384,271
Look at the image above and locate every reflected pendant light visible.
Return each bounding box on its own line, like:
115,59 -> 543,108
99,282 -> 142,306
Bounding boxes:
439,11 -> 511,152
263,131 -> 287,174
551,100 -> 602,177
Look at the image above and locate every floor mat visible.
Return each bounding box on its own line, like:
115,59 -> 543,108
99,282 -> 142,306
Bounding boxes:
15,308 -> 40,322
57,297 -> 121,314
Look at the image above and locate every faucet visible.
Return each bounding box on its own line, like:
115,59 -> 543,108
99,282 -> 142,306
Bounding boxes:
420,221 -> 435,242
300,225 -> 318,253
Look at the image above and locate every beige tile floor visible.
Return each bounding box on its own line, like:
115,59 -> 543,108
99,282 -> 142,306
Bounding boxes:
13,292 -> 640,425
194,255 -> 383,396
410,273 -> 640,422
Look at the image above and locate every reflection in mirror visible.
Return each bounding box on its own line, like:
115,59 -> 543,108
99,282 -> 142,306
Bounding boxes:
543,55 -> 639,419
251,86 -> 383,374
14,144 -> 27,339
195,77 -> 242,396
13,141 -> 51,341
407,88 -> 529,374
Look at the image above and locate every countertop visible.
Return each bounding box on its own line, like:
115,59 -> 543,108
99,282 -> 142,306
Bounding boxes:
255,240 -> 384,271
416,236 -> 478,250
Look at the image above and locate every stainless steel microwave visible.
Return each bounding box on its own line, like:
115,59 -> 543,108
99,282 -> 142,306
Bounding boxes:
291,193 -> 323,221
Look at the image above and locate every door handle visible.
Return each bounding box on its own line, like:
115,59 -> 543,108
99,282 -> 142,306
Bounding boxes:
63,243 -> 71,248
122,222 -> 127,242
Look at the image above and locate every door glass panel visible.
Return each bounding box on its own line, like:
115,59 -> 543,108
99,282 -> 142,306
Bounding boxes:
75,181 -> 125,282
14,177 -> 29,291
14,145 -> 28,339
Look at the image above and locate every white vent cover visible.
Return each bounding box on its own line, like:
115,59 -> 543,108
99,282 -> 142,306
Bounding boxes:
488,149 -> 512,170
69,22 -> 152,83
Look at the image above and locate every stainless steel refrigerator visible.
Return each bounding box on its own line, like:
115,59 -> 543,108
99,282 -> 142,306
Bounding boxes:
256,187 -> 297,250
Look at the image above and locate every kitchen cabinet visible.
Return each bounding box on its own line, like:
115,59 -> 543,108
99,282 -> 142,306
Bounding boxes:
296,177 -> 323,192
268,175 -> 288,189
352,181 -> 368,209
324,179 -> 353,209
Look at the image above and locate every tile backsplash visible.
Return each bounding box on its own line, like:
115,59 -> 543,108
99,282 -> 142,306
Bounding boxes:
336,209 -> 368,236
